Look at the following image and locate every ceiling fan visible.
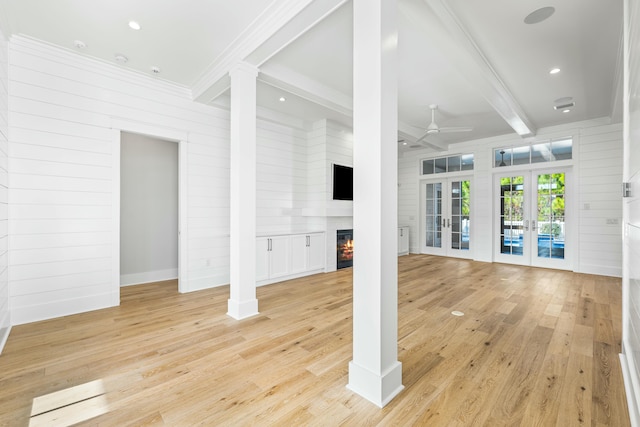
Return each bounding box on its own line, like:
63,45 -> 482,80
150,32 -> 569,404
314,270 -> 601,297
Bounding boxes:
416,104 -> 473,144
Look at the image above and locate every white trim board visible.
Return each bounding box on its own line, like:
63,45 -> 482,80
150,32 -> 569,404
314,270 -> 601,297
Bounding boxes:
120,269 -> 179,287
0,309 -> 10,354
620,353 -> 640,427
111,120 -> 190,297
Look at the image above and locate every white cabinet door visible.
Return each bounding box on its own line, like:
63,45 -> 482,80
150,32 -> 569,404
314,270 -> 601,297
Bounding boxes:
398,227 -> 409,255
256,237 -> 270,281
269,235 -> 291,279
307,233 -> 325,271
289,234 -> 308,274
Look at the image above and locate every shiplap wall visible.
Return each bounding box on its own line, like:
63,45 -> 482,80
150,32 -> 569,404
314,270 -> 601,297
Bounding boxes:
577,124 -> 623,276
305,119 -> 353,271
0,31 -> 10,351
7,36 -> 233,324
256,120 -> 308,235
398,121 -> 623,277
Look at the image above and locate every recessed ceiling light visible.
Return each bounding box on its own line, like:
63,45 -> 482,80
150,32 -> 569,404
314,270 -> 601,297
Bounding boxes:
128,21 -> 141,30
73,40 -> 86,49
524,7 -> 555,25
279,96 -> 286,102
402,142 -> 408,146
114,54 -> 128,63
562,109 -> 571,113
549,68 -> 561,75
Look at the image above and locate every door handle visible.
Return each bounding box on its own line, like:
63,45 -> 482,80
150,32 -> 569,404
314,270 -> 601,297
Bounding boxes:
524,220 -> 529,231
268,238 -> 272,251
531,220 -> 536,231
306,236 -> 310,247
447,218 -> 450,228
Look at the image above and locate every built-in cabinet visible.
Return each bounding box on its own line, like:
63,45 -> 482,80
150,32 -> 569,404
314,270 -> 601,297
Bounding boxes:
256,235 -> 291,282
257,232 -> 325,285
398,226 -> 410,255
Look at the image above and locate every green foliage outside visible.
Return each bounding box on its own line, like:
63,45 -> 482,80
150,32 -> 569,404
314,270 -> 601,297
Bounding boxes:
500,173 -> 565,238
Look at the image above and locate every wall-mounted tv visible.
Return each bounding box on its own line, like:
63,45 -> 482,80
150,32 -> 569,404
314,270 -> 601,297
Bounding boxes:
332,164 -> 353,201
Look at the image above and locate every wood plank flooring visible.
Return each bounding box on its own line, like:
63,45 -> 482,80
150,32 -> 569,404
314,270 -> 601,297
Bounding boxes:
0,255 -> 630,426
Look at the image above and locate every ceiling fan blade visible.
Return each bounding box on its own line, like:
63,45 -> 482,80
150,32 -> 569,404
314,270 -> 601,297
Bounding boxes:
438,126 -> 473,133
414,134 -> 448,151
415,131 -> 430,143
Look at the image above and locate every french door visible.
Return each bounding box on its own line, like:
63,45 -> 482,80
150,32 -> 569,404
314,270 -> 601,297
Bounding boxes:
494,168 -> 570,269
421,177 -> 472,258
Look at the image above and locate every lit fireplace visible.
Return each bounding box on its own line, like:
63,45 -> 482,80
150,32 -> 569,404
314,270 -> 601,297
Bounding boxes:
337,229 -> 353,269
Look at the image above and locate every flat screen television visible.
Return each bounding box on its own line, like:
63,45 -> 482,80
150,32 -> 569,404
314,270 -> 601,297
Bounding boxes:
332,164 -> 353,201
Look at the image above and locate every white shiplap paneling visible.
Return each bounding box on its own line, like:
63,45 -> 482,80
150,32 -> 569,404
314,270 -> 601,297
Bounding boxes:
577,125 -> 623,276
256,120 -> 308,235
7,36 -> 232,324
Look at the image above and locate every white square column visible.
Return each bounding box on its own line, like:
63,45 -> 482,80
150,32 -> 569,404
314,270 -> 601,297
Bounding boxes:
228,62 -> 259,319
347,0 -> 403,407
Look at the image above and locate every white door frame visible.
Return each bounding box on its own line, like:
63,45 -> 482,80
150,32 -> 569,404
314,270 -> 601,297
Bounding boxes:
493,166 -> 573,270
419,175 -> 473,259
111,118 -> 189,305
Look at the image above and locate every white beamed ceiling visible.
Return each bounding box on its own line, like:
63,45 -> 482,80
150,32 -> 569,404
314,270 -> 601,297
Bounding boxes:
0,0 -> 623,149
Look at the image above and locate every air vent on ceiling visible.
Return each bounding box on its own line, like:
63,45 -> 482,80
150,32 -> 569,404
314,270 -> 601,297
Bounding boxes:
554,102 -> 575,110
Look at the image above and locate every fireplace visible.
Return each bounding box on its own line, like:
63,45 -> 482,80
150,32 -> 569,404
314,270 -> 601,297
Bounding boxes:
337,229 -> 354,269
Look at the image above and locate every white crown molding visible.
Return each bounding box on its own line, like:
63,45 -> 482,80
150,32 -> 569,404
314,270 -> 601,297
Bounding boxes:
9,35 -> 192,99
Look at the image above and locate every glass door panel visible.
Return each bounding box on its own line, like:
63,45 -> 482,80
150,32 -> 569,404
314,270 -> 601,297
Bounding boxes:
533,172 -> 566,267
424,182 -> 443,252
499,176 -> 525,256
450,180 -> 470,251
422,178 -> 472,258
494,169 -> 570,269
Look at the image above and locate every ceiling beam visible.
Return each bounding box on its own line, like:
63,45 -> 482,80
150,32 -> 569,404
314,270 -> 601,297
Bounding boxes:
262,63 -> 437,150
259,63 -> 352,116
192,0 -> 347,104
422,0 -> 537,138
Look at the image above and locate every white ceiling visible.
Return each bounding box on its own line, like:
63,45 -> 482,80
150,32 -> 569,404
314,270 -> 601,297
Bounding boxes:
0,0 -> 624,151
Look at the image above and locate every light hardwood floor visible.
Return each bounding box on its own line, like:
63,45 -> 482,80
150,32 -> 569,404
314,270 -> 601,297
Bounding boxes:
0,255 -> 630,426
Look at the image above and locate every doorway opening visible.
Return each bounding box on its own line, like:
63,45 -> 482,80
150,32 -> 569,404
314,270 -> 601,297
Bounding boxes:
120,132 -> 178,288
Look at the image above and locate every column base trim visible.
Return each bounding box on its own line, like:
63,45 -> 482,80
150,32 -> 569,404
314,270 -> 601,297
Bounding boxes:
227,298 -> 259,320
347,360 -> 404,407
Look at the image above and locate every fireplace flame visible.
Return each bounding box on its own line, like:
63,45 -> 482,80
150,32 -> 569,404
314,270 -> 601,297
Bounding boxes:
338,239 -> 354,261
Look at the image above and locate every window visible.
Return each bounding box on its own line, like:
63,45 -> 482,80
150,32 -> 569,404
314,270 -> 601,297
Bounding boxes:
495,138 -> 572,168
422,154 -> 474,175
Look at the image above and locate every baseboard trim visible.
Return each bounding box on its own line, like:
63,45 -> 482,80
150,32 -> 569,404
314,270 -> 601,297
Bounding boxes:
120,268 -> 178,287
577,263 -> 622,277
620,353 -> 640,427
11,293 -> 114,325
0,309 -> 11,355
